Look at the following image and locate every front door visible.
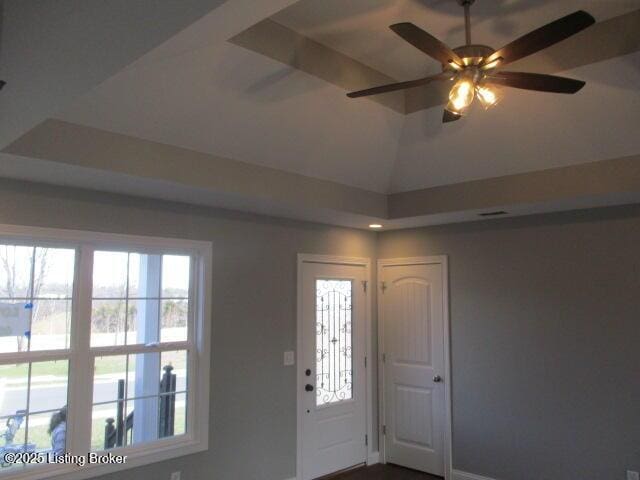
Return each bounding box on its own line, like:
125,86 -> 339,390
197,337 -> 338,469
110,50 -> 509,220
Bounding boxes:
299,260 -> 367,479
380,261 -> 446,476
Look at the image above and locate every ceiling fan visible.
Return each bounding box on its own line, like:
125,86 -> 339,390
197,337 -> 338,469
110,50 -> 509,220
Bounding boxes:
346,0 -> 595,122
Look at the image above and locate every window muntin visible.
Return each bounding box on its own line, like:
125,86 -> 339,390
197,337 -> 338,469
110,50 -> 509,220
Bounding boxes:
0,232 -> 208,480
0,246 -> 75,353
89,250 -> 191,453
315,279 -> 353,407
90,252 -> 190,347
0,243 -> 74,470
89,349 -> 188,452
0,359 -> 69,470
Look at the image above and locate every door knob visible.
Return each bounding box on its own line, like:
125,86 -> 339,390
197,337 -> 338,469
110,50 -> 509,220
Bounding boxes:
305,384 -> 314,392
433,375 -> 442,383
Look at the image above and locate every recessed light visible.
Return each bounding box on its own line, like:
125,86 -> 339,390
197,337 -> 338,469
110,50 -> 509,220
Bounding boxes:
369,224 -> 383,229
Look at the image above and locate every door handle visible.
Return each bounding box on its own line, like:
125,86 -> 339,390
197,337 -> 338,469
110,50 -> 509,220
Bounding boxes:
305,384 -> 314,392
433,375 -> 442,383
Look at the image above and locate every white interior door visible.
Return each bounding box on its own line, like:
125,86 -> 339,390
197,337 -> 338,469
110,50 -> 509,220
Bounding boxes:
380,261 -> 447,476
299,260 -> 367,480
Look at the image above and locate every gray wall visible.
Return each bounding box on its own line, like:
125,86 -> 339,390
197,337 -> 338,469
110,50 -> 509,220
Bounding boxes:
2,177 -> 638,480
0,178 -> 377,480
378,206 -> 640,480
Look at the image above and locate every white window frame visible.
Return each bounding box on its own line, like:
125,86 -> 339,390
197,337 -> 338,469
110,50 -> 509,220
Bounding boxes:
0,224 -> 212,480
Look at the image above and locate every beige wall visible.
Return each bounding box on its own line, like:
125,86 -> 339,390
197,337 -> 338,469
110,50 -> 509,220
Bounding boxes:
378,205 -> 640,480
0,178 -> 377,480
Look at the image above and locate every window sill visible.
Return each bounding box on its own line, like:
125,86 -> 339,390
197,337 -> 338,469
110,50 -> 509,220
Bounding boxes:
1,436 -> 208,480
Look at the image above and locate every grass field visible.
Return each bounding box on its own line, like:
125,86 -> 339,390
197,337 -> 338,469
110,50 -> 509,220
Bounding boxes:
0,349 -> 187,381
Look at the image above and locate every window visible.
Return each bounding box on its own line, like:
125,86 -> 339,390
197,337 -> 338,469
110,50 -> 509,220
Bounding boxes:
0,226 -> 211,480
315,279 -> 353,406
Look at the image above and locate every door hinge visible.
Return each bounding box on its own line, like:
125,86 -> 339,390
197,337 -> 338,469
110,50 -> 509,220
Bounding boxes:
382,425 -> 386,435
380,281 -> 387,292
364,356 -> 367,368
365,434 -> 368,446
382,353 -> 386,363
362,280 -> 368,292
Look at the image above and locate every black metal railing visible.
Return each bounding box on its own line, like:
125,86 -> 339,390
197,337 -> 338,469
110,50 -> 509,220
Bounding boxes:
104,365 -> 177,449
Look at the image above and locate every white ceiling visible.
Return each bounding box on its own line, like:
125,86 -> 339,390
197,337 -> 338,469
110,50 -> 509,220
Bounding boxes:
54,0 -> 640,194
56,41 -> 403,193
392,51 -> 640,190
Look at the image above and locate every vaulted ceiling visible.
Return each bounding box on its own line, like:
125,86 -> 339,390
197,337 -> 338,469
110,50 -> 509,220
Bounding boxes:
2,0 -> 640,229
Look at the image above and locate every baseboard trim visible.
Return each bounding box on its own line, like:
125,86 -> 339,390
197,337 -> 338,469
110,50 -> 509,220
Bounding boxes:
452,469 -> 499,480
367,451 -> 380,465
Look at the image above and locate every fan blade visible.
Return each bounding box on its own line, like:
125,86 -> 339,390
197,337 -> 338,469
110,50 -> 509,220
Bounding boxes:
347,73 -> 450,98
443,109 -> 461,123
390,22 -> 463,66
486,10 -> 595,67
486,71 -> 585,94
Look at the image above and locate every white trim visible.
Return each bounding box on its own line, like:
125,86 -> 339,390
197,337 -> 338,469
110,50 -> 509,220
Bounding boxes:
0,223 -> 212,480
0,223 -> 209,253
296,254 -> 373,480
452,469 -> 499,480
377,256 -> 452,480
367,451 -> 380,465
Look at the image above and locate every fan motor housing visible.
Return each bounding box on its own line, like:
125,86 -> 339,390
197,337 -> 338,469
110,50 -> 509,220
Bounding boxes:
441,44 -> 495,72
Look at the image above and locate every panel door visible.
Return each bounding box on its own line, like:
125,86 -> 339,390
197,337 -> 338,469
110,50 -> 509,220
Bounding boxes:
381,262 -> 445,475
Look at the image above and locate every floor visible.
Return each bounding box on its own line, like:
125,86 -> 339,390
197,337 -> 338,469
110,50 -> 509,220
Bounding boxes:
328,464 -> 442,479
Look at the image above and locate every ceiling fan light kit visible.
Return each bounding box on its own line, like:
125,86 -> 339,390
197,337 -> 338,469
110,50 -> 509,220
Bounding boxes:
347,0 -> 595,123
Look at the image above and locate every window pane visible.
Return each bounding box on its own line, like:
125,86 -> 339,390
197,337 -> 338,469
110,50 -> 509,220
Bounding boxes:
125,397 -> 158,446
0,411 -> 27,469
122,350 -> 187,445
161,350 -> 187,393
128,253 -> 161,298
172,392 -> 187,436
30,300 -> 72,351
161,255 -> 190,298
29,361 -> 68,415
316,279 -> 353,407
91,299 -> 126,347
0,245 -> 33,299
160,299 -> 188,342
126,298 -> 159,345
33,247 -> 75,299
93,356 -> 127,404
127,352 -> 160,398
0,301 -> 31,353
26,409 -> 66,455
0,363 -> 28,418
92,251 -> 127,298
91,402 -> 119,452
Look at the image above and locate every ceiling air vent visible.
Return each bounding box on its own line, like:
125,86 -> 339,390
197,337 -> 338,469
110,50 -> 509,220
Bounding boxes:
478,210 -> 508,217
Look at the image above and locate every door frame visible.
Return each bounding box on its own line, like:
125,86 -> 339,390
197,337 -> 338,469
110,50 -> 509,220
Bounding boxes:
297,254 -> 374,480
377,256 -> 452,480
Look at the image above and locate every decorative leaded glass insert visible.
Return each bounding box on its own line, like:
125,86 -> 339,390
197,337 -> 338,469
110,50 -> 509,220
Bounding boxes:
315,279 -> 353,406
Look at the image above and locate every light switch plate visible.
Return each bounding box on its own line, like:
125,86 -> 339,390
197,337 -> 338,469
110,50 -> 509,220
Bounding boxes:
284,351 -> 295,366
170,471 -> 181,480
627,471 -> 639,480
